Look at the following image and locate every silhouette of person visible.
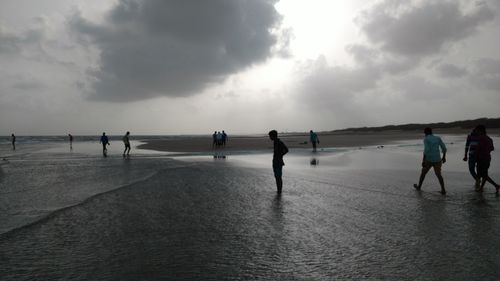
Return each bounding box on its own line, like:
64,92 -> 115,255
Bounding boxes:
216,131 -> 223,147
414,127 -> 447,195
269,130 -> 288,194
69,134 -> 73,150
474,125 -> 499,194
222,130 -> 227,147
212,131 -> 217,148
309,130 -> 320,152
100,132 -> 110,157
463,127 -> 479,189
123,131 -> 131,157
11,134 -> 15,150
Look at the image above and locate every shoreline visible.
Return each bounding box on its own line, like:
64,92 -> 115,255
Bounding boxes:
137,129 -> 488,153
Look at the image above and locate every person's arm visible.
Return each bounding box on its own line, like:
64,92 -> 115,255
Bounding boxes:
282,142 -> 289,156
440,138 -> 447,163
422,138 -> 429,165
463,136 -> 470,161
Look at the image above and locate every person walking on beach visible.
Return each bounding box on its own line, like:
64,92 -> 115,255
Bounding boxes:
414,127 -> 447,195
309,130 -> 320,152
475,125 -> 500,194
269,130 -> 289,194
11,133 -> 16,150
69,134 -> 73,150
122,131 -> 131,157
100,132 -> 110,157
463,127 -> 480,188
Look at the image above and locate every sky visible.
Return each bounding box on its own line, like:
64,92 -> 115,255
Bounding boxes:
0,0 -> 499,135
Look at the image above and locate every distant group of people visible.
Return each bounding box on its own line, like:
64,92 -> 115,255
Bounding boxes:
212,131 -> 228,148
410,125 -> 499,195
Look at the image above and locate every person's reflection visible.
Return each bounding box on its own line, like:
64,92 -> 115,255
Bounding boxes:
271,194 -> 284,230
310,158 -> 319,166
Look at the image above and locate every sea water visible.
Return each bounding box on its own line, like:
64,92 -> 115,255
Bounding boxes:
0,135 -> 499,280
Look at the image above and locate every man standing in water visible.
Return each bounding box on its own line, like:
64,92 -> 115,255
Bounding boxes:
269,130 -> 289,194
309,130 -> 320,152
414,127 -> 447,195
100,132 -> 110,157
11,133 -> 16,150
123,131 -> 131,157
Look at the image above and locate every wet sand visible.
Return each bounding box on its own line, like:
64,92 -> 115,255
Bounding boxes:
138,131 -> 423,152
138,128 -> 500,153
2,136 -> 500,280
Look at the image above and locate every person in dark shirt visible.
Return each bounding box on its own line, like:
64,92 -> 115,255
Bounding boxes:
100,132 -> 110,157
269,130 -> 288,194
212,131 -> 217,148
475,125 -> 499,194
463,127 -> 480,189
222,130 -> 227,147
122,131 -> 131,157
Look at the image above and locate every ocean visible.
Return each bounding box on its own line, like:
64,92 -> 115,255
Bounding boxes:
1,135 -> 499,280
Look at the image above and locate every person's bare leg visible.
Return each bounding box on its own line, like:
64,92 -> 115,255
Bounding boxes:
435,169 -> 446,195
481,176 -> 499,194
275,177 -> 282,193
477,177 -> 487,192
414,166 -> 430,190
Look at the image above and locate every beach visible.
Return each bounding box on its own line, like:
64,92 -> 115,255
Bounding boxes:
137,129 -> 500,153
1,133 -> 500,280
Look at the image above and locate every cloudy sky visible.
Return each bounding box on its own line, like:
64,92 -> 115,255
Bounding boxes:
1,0 -> 499,135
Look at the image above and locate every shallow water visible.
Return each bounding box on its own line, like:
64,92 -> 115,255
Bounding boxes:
1,137 -> 500,280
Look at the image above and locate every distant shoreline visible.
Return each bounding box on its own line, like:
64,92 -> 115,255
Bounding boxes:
137,129 -> 500,153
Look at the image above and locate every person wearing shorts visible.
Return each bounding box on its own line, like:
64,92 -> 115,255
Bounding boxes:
414,127 -> 447,195
475,125 -> 499,194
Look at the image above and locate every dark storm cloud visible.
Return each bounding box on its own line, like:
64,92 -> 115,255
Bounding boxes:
358,1 -> 495,57
70,0 -> 287,102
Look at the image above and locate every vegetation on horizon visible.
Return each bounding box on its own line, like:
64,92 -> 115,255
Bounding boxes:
333,117 -> 500,132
